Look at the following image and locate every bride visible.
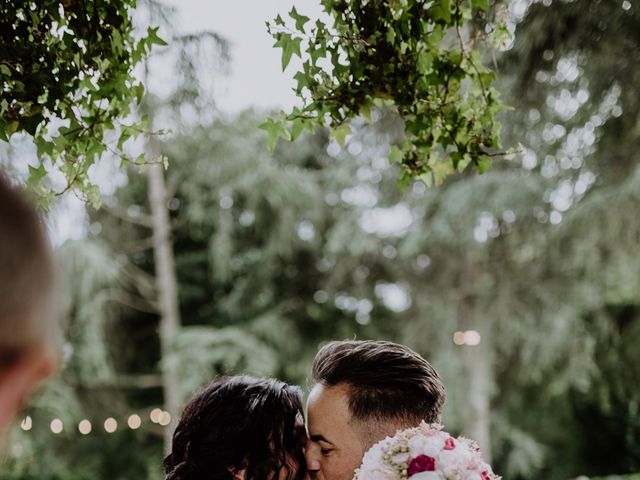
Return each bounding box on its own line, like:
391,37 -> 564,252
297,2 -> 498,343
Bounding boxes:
164,375 -> 308,480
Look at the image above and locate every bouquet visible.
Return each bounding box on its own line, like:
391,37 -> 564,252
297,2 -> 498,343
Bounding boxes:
354,422 -> 500,480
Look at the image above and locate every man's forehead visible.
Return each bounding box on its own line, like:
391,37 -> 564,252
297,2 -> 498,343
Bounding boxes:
307,383 -> 350,408
306,383 -> 352,430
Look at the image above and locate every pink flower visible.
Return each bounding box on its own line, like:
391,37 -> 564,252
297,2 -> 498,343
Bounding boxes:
443,437 -> 456,451
408,455 -> 436,476
481,471 -> 492,480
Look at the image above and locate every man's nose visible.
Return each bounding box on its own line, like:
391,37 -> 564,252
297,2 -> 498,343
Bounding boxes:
305,451 -> 321,473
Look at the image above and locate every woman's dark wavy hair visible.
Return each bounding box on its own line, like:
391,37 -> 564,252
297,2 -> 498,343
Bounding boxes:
164,375 -> 307,480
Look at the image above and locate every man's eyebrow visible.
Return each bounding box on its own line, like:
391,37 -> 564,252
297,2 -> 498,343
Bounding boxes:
310,434 -> 335,445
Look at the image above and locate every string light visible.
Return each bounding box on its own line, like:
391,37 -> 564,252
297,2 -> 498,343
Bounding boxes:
127,414 -> 142,430
158,411 -> 171,427
453,331 -> 466,345
50,419 -> 63,434
78,420 -> 92,435
150,408 -> 163,424
464,330 -> 482,346
21,407 -> 173,435
453,330 -> 482,346
21,416 -> 32,431
104,418 -> 118,433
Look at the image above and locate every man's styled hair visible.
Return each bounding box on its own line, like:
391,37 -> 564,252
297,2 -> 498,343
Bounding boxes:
311,340 -> 446,431
0,174 -> 54,363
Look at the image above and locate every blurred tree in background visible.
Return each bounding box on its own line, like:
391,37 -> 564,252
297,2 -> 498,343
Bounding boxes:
1,1 -> 640,480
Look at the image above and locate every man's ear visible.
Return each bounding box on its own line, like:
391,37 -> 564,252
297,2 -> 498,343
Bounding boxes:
228,466 -> 246,480
0,344 -> 56,435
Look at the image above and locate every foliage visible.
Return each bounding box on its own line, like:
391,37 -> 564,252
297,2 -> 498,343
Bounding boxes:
264,0 -> 510,187
0,0 -> 166,206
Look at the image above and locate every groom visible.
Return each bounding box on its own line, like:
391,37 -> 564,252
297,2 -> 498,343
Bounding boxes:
305,340 -> 446,480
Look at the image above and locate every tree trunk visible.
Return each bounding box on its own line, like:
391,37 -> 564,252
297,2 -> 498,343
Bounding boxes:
458,253 -> 492,461
462,340 -> 492,461
147,161 -> 181,453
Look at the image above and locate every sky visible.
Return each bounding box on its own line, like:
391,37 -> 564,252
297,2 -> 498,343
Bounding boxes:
162,0 -> 324,113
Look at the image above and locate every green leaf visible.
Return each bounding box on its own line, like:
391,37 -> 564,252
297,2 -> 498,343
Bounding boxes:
290,118 -> 306,141
360,103 -> 373,123
386,28 -> 396,44
476,156 -> 492,174
293,71 -> 309,92
146,27 -> 168,47
35,137 -> 54,157
417,51 -> 433,74
289,6 -> 310,31
309,44 -> 327,64
28,164 -> 47,185
135,83 -> 144,105
331,123 -> 351,147
259,117 -> 290,151
389,145 -> 403,164
431,0 -> 451,22
5,120 -> 19,137
0,64 -> 11,76
117,128 -> 132,150
471,0 -> 490,12
20,113 -> 43,135
274,34 -> 302,71
418,171 -> 433,187
432,160 -> 455,185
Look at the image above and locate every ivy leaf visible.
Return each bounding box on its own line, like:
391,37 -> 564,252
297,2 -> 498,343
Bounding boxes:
417,51 -> 433,74
389,145 -> 403,164
419,171 -> 434,187
432,160 -> 455,185
35,137 -> 54,157
471,0 -> 490,12
20,113 -> 43,135
259,117 -> 290,152
431,0 -> 451,22
476,156 -> 492,173
28,164 -> 47,185
274,34 -> 302,71
0,119 -> 8,142
146,27 -> 168,47
5,120 -> 19,137
290,118 -> 309,141
289,6 -> 310,31
331,123 -> 352,147
360,103 -> 373,123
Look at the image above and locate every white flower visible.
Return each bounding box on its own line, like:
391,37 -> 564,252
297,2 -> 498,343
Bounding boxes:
391,452 -> 410,464
409,472 -> 444,480
461,473 -> 482,480
360,468 -> 399,480
409,436 -> 428,458
437,449 -> 471,476
421,436 -> 445,457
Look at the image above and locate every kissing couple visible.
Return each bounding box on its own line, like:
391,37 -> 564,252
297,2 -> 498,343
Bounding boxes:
163,340 -> 498,480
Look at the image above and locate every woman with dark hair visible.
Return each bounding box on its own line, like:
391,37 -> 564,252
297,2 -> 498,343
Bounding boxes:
164,375 -> 308,480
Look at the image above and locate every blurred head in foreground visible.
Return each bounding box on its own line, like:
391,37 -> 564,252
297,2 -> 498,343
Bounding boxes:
164,375 -> 308,480
0,173 -> 57,438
